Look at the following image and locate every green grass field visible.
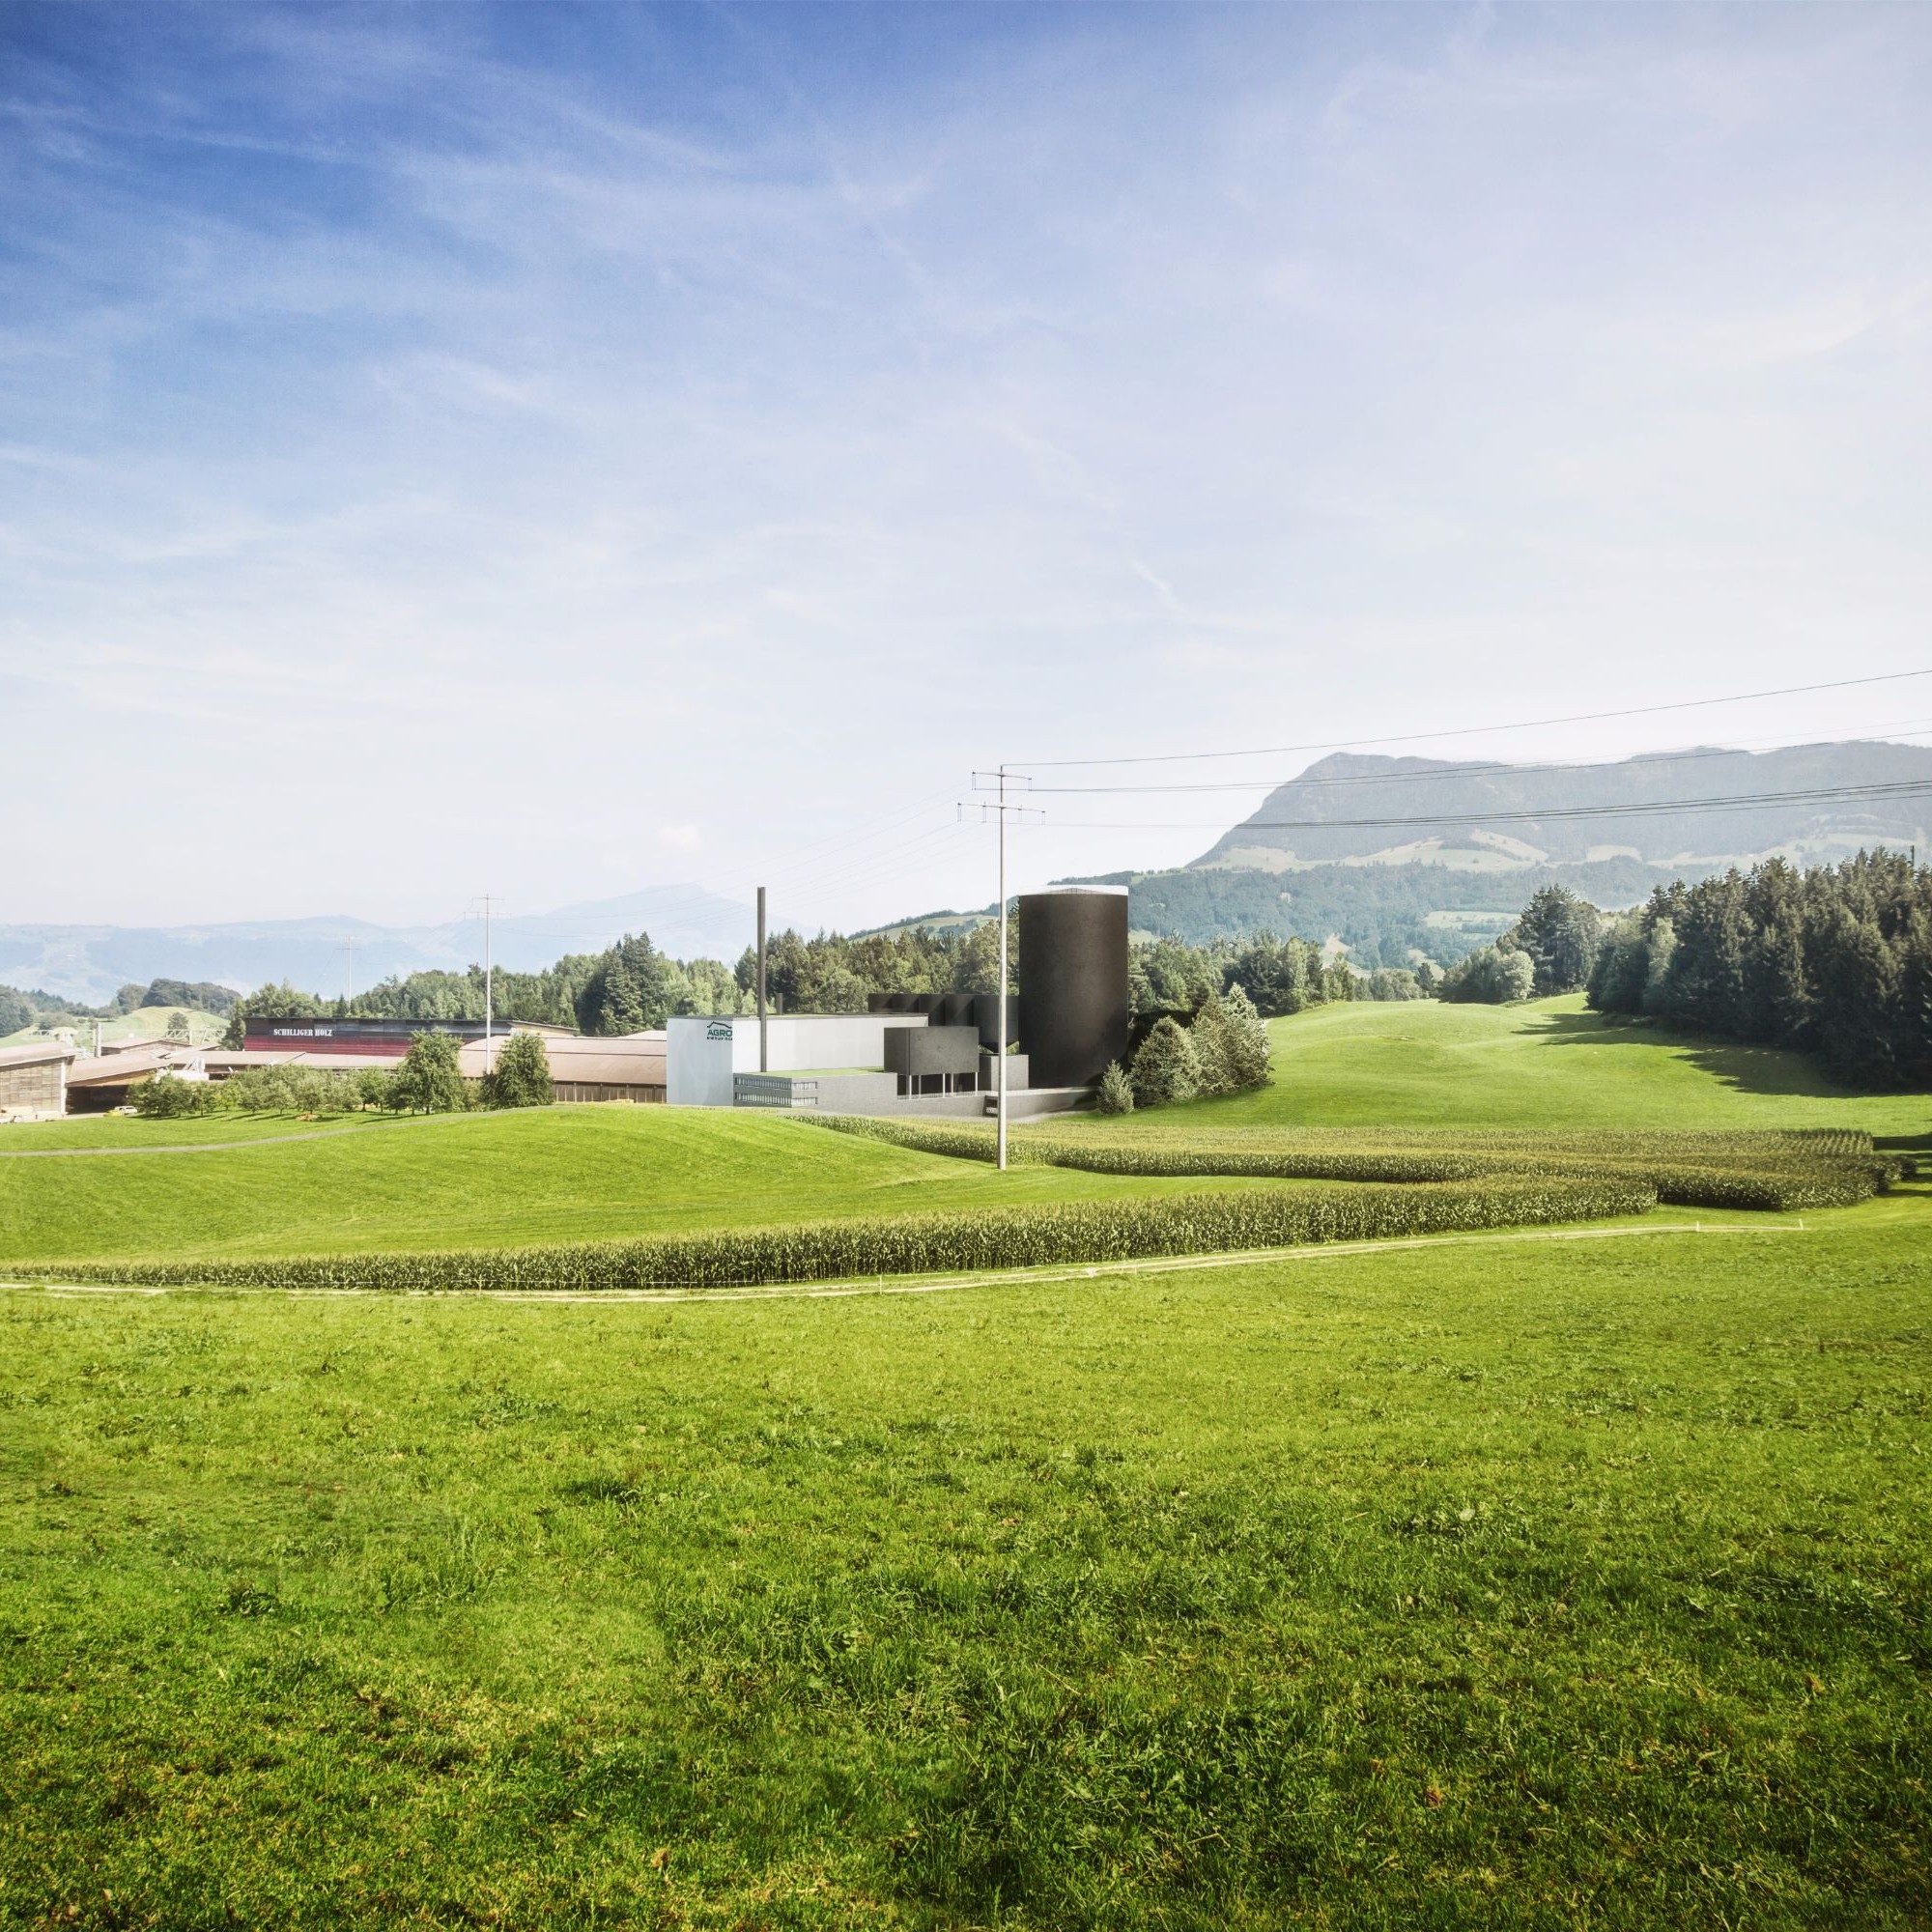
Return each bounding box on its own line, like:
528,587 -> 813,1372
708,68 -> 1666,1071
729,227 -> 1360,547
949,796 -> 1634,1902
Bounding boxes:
1,996 -> 1927,1926
4,996 -> 1922,1271
1163,994 -> 1932,1137
0,1106 -> 1277,1264
6,1218 -> 1927,1928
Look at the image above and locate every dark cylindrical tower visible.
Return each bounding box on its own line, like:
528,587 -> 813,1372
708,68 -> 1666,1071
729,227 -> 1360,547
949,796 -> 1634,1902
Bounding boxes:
1017,888 -> 1129,1088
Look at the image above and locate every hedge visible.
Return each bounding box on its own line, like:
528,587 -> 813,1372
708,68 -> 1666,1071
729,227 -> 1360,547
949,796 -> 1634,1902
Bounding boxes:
22,1178 -> 1657,1294
804,1116 -> 1894,1212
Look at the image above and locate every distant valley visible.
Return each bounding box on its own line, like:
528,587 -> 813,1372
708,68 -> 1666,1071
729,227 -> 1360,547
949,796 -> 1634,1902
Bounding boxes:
0,887 -> 752,1008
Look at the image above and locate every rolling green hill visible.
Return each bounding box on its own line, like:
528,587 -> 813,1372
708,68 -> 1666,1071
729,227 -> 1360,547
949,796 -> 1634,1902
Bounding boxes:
5,995 -> 1924,1272
0,1106 -> 1255,1265
1160,993 -> 1932,1137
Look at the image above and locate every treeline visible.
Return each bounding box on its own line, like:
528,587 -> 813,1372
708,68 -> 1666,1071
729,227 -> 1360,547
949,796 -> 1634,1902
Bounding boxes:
1438,885 -> 1602,1005
1422,854 -> 1932,1090
226,937 -> 751,1042
1103,987 -> 1273,1113
1588,851 -> 1932,1088
221,921 -> 1364,1042
745,923 -> 1362,1022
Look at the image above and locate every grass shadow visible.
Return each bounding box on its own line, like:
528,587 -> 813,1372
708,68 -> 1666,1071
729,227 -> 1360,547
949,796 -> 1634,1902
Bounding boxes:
1527,1009 -> 1895,1102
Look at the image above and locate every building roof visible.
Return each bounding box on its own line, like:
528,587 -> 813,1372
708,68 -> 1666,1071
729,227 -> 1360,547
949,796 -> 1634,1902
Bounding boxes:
0,1041 -> 75,1070
202,1050 -> 404,1074
459,1032 -> 665,1084
66,1046 -> 202,1088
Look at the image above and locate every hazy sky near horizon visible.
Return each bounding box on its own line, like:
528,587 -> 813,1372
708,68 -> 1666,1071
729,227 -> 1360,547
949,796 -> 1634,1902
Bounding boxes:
4,2 -> 1930,933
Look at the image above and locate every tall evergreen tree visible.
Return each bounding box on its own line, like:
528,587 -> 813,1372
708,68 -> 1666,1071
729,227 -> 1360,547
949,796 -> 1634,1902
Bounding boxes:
1641,918 -> 1678,1015
1506,885 -> 1602,995
1189,991 -> 1236,1096
1128,1016 -> 1201,1108
1810,905 -> 1902,1086
1218,983 -> 1272,1089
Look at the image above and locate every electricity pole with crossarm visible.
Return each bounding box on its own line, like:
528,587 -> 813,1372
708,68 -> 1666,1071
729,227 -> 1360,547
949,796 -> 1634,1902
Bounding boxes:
963,769 -> 1043,1171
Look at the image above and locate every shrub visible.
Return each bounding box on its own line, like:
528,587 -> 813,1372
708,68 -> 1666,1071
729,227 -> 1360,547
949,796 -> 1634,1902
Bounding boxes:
390,1031 -> 468,1114
481,1032 -> 553,1109
1094,1062 -> 1134,1115
803,1118 -> 1888,1213
1130,1016 -> 1200,1108
27,1177 -> 1660,1293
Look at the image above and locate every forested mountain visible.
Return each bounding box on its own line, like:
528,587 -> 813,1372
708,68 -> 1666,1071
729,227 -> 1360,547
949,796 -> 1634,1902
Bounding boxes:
1062,738 -> 1932,965
1194,740 -> 1931,871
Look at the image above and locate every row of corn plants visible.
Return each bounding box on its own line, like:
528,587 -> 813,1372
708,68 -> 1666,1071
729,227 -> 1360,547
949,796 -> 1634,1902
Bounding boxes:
1013,1144 -> 1884,1211
804,1116 -> 1897,1210
22,1178 -> 1657,1293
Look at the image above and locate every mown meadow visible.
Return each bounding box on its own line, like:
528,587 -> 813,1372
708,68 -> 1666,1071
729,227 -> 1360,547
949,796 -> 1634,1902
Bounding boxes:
0,996 -> 1926,1926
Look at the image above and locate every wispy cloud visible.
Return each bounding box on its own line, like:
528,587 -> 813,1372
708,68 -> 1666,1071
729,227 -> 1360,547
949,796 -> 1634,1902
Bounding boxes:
1,3 -> 1928,926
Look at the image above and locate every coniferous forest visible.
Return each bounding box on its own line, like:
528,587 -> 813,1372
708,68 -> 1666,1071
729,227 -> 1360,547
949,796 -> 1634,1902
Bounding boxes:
1587,850 -> 1932,1089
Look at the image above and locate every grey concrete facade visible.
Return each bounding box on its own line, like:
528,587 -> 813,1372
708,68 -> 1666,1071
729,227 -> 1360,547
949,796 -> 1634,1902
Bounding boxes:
734,1072 -> 1086,1119
667,1011 -> 932,1107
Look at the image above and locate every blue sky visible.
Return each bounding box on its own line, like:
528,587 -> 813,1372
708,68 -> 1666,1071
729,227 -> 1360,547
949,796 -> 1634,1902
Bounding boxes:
4,3 -> 1930,935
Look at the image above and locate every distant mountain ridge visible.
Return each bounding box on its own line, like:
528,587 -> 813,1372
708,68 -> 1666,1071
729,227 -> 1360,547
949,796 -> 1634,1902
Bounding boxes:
1193,739 -> 1932,874
0,886 -> 753,1007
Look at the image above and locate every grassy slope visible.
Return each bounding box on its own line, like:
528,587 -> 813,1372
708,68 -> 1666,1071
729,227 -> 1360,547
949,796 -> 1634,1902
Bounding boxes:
3,1215 -> 1926,1928
0,1107 -> 1262,1264
1122,993 -> 1932,1137
0,1003 -> 226,1051
0,1110 -> 413,1151
5,996 -> 1928,1265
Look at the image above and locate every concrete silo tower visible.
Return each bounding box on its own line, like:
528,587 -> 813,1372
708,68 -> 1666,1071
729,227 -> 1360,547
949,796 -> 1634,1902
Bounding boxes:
1016,887 -> 1129,1089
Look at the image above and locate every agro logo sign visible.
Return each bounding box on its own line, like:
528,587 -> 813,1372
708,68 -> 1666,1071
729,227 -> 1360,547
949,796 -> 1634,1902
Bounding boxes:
705,1021 -> 733,1041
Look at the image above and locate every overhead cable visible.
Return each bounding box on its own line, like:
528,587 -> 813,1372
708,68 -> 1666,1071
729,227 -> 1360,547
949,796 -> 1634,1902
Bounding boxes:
1041,777 -> 1932,834
1013,668 -> 1932,770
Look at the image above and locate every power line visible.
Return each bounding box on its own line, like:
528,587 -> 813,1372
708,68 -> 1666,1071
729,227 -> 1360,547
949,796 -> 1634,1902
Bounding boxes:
1021,724 -> 1932,795
1013,668 -> 1932,771
1040,777 -> 1932,835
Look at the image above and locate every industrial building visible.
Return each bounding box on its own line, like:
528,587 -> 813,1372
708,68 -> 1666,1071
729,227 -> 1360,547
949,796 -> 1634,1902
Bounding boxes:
2,1024 -> 666,1116
7,884 -> 1122,1122
459,1031 -> 666,1104
666,886 -> 1128,1117
0,1041 -> 75,1121
242,1016 -> 574,1056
